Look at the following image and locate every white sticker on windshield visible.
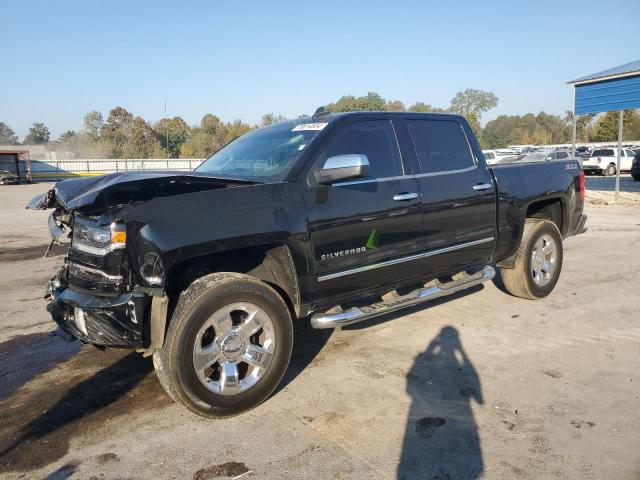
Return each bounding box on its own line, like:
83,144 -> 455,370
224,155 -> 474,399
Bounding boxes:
292,123 -> 328,131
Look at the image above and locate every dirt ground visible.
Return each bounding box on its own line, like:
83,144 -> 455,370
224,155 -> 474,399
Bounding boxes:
584,173 -> 640,207
1,182 -> 639,480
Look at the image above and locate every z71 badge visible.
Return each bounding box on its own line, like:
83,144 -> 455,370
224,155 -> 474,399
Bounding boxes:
321,247 -> 366,261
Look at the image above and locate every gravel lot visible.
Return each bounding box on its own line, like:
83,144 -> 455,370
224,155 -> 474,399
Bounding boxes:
1,183 -> 639,479
585,174 -> 640,207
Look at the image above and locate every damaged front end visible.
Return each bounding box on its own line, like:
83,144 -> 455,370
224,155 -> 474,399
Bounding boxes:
46,268 -> 149,347
41,212 -> 154,349
28,172 -> 250,350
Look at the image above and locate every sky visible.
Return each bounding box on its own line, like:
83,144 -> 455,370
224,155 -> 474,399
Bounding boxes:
1,0 -> 639,140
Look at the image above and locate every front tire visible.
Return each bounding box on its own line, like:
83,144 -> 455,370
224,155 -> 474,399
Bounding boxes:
154,272 -> 293,418
499,219 -> 563,300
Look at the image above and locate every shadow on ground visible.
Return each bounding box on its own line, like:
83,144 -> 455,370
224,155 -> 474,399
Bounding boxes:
275,320 -> 333,394
0,347 -> 171,474
398,326 -> 484,479
0,332 -> 80,402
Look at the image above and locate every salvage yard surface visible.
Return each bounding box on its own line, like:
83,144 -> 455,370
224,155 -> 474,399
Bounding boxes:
585,174 -> 640,207
1,183 -> 639,479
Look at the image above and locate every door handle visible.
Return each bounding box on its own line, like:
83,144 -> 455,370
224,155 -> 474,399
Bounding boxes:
472,183 -> 492,191
393,192 -> 419,201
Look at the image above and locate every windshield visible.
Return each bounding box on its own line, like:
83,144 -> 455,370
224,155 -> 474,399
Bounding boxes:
196,120 -> 327,180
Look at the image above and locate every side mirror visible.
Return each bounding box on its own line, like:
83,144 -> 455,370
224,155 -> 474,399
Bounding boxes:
313,154 -> 370,185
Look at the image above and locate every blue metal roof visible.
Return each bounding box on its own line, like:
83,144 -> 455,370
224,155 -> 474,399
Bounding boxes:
569,59 -> 640,84
574,75 -> 640,115
569,60 -> 640,114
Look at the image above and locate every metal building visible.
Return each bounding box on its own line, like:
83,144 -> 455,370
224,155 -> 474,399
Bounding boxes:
0,149 -> 30,184
568,60 -> 640,200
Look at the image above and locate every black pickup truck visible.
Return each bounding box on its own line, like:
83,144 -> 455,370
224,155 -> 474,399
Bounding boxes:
28,111 -> 587,417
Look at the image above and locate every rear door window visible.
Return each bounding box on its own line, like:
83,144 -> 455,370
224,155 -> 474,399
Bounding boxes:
317,120 -> 403,179
592,149 -> 615,157
556,152 -> 569,159
407,120 -> 475,174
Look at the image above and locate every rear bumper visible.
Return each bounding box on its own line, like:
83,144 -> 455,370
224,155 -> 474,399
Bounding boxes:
582,165 -> 602,174
47,278 -> 149,348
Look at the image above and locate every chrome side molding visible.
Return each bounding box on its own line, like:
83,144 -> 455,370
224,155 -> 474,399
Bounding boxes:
317,237 -> 494,282
310,265 -> 495,329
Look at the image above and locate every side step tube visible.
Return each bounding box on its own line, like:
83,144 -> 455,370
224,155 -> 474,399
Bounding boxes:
310,265 -> 495,329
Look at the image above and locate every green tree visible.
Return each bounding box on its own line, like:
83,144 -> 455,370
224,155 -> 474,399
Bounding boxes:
181,114 -> 253,158
482,112 -> 571,148
225,120 -> 252,144
464,112 -> 485,147
408,102 -> 444,113
326,92 -> 387,112
590,110 -> 640,142
261,113 -> 287,126
59,130 -> 76,142
83,111 -> 104,140
101,107 -> 134,157
23,122 -> 50,144
563,111 -> 596,142
385,100 -> 406,111
0,122 -> 19,144
124,117 -> 162,158
449,89 -> 498,119
154,116 -> 191,157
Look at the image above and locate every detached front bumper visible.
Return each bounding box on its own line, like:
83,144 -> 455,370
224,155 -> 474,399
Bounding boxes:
47,279 -> 149,348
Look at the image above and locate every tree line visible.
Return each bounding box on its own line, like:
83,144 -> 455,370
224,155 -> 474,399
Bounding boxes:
2,91 -> 639,158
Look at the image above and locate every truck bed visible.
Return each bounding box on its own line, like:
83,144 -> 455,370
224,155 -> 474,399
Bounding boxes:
490,159 -> 585,262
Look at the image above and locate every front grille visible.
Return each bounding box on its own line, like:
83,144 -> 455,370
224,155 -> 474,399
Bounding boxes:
68,262 -> 124,295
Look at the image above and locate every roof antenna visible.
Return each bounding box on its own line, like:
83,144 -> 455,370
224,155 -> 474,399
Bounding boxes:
312,106 -> 329,121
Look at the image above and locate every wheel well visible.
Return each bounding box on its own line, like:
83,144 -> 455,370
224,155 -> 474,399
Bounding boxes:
165,244 -> 301,317
526,198 -> 563,234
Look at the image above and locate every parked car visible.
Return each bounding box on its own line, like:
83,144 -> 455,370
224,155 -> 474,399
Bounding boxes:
582,148 -> 636,176
544,150 -> 580,161
482,149 -> 515,165
575,146 -> 590,157
632,151 -> 640,181
28,111 -> 587,417
0,170 -> 19,185
500,152 -> 548,163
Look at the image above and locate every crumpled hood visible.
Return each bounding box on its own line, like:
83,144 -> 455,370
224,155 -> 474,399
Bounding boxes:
27,171 -> 255,213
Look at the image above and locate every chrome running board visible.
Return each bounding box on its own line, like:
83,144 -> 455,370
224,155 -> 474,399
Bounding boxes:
310,265 -> 495,329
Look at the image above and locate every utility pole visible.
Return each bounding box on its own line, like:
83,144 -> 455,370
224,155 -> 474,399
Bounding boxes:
164,101 -> 169,159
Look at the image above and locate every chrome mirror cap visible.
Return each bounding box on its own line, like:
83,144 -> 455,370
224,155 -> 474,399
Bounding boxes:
314,154 -> 370,185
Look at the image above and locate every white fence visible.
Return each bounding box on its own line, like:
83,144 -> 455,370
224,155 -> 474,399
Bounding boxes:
29,158 -> 205,180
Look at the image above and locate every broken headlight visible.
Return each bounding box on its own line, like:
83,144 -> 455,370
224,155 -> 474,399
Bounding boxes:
72,216 -> 126,256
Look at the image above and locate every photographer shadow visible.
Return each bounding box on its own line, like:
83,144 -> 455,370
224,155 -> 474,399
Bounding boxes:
398,326 -> 484,480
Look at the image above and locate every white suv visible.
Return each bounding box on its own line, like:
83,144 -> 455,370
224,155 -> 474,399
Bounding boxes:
582,148 -> 636,176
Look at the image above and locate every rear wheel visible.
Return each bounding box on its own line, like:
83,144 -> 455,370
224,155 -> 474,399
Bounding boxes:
499,219 -> 563,300
605,163 -> 616,176
154,272 -> 293,417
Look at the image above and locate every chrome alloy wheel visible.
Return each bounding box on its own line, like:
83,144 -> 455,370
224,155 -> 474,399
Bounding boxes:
530,234 -> 557,286
192,302 -> 275,395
